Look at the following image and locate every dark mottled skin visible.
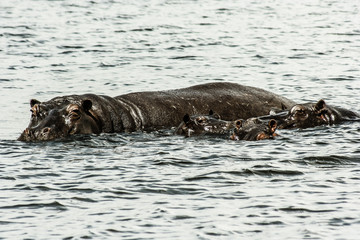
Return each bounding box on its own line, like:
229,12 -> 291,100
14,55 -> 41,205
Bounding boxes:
19,82 -> 295,141
175,112 -> 278,141
230,118 -> 277,141
274,99 -> 360,129
175,110 -> 237,137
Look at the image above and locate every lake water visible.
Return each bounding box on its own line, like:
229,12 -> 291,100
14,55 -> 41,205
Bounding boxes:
1,0 -> 360,239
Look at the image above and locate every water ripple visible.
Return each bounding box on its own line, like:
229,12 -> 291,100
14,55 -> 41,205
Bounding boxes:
1,0 -> 360,239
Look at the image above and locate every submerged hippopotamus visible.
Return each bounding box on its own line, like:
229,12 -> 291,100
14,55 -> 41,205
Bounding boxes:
18,82 -> 295,141
261,99 -> 360,129
175,110 -> 236,137
230,118 -> 277,141
175,111 -> 278,141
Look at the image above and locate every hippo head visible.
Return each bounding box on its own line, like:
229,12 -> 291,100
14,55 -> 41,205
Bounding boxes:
18,99 -> 101,141
231,118 -> 277,141
281,99 -> 334,129
175,110 -> 234,137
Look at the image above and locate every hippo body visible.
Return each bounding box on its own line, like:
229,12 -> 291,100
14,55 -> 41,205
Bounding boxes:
19,82 -> 295,141
114,82 -> 294,131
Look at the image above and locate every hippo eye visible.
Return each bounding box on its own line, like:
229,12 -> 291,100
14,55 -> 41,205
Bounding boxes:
318,109 -> 328,116
296,109 -> 305,115
195,117 -> 205,124
69,109 -> 81,120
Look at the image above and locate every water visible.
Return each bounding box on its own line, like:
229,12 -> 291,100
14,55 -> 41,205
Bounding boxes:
1,0 -> 360,239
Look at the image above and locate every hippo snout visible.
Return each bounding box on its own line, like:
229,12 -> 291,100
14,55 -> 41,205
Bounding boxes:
37,127 -> 52,139
18,127 -> 55,141
18,128 -> 33,141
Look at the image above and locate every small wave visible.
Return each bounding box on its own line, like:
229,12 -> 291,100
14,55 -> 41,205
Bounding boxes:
0,176 -> 16,180
3,32 -> 36,38
57,45 -> 84,49
59,50 -> 75,55
279,207 -> 334,213
83,49 -> 112,53
327,76 -> 356,81
66,187 -> 97,193
99,62 -> 118,68
138,186 -> 204,195
198,23 -> 216,26
153,158 -> 197,166
302,155 -> 359,165
330,32 -> 360,36
255,220 -> 284,226
185,169 -> 304,181
172,215 -> 195,220
71,197 -> 97,203
1,25 -> 31,30
130,28 -> 154,32
288,54 -> 308,59
158,24 -> 184,30
169,55 -> 199,60
0,201 -> 67,211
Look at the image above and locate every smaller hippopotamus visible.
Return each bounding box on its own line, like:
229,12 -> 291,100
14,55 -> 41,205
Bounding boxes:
174,110 -> 235,137
230,118 -> 278,141
175,111 -> 278,141
279,99 -> 360,129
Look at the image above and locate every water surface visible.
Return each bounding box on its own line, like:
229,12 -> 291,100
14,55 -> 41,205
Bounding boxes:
1,0 -> 360,239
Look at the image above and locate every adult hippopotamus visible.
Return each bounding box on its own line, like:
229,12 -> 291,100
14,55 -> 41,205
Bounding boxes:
271,99 -> 360,129
175,111 -> 278,141
18,82 -> 295,141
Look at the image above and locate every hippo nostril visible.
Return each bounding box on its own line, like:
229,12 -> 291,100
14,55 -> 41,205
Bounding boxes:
26,128 -> 36,137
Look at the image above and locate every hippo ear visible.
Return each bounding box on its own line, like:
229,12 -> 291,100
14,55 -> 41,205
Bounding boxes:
315,99 -> 326,111
209,110 -> 221,119
82,100 -> 93,112
268,119 -> 277,133
30,99 -> 41,107
183,114 -> 190,123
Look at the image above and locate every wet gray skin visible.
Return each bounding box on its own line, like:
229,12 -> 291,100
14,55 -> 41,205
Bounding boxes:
18,99 -> 101,141
230,118 -> 278,141
174,110 -> 236,137
279,99 -> 360,129
18,82 -> 296,141
175,112 -> 278,141
18,82 -> 295,141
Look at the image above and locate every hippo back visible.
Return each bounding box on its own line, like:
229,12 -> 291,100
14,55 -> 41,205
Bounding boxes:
115,82 -> 295,131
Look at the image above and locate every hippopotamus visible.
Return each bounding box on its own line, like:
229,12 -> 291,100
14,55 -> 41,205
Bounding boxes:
230,118 -> 277,141
175,111 -> 278,141
263,99 -> 360,129
175,110 -> 236,137
18,82 -> 296,141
